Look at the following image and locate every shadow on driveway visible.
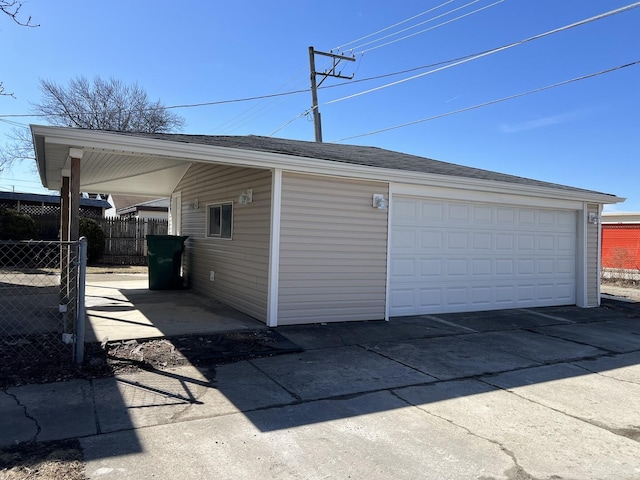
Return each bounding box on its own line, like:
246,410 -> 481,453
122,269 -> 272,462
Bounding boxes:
7,273 -> 640,477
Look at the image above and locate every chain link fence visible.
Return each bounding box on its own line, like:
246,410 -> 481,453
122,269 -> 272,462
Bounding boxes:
0,240 -> 87,381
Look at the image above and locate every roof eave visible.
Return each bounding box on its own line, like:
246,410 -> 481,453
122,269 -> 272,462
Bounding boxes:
30,125 -> 624,205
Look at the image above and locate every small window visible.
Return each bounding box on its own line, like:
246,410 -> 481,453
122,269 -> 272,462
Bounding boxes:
207,202 -> 233,238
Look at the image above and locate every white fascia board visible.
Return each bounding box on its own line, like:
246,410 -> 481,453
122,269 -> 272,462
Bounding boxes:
32,125 -> 625,206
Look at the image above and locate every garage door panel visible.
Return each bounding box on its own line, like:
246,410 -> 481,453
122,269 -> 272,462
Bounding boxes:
391,258 -> 415,278
421,258 -> 442,276
390,197 -> 577,316
471,258 -> 492,275
391,228 -> 417,251
419,288 -> 442,308
393,197 -> 419,220
421,231 -> 443,250
557,258 -> 574,274
421,201 -> 444,221
471,286 -> 492,306
472,232 -> 492,250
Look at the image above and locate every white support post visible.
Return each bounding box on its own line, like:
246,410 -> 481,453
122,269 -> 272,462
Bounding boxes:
267,169 -> 283,327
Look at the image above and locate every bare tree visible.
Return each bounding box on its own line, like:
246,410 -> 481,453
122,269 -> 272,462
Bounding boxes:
36,76 -> 184,133
0,76 -> 184,172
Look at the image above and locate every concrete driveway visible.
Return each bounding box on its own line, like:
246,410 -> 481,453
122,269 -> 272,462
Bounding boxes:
3,302 -> 640,479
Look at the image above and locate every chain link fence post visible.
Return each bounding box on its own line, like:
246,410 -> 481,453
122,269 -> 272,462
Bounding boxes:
74,237 -> 87,364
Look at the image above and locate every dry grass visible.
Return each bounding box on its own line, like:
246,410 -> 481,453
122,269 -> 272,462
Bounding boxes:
0,440 -> 85,480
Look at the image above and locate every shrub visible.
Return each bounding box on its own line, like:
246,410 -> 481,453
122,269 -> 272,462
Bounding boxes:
0,208 -> 37,240
79,217 -> 106,263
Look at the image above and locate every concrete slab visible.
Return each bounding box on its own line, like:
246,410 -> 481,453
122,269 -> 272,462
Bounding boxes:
85,277 -> 263,342
429,308 -> 565,332
394,379 -> 640,479
0,390 -> 37,445
279,318 -> 462,350
364,336 -> 538,380
249,346 -> 436,401
93,362 -> 296,433
458,329 -> 605,363
535,305 -> 634,323
6,380 -> 96,443
483,363 -> 640,439
573,351 -> 640,384
532,320 -> 640,353
82,391 -> 514,480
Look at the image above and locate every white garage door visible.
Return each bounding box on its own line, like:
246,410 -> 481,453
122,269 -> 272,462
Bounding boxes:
389,197 -> 577,316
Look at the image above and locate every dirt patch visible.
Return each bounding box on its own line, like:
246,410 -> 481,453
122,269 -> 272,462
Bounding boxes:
1,330 -> 301,389
0,439 -> 85,480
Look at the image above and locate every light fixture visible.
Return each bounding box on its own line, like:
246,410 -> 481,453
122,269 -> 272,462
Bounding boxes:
238,189 -> 253,205
372,193 -> 387,210
588,212 -> 600,224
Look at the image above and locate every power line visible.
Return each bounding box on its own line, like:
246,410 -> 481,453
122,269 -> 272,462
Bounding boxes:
268,110 -> 311,137
325,2 -> 640,106
333,0 -> 455,51
0,118 -> 30,128
0,55 -> 476,121
331,60 -> 640,142
0,89 -> 311,119
356,0 -> 506,54
212,64 -> 310,134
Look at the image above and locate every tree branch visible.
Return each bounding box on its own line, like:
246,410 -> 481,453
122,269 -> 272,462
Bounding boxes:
0,81 -> 16,98
1,0 -> 39,27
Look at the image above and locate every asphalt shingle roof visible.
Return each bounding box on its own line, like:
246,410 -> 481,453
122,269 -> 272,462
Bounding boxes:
116,131 -> 611,196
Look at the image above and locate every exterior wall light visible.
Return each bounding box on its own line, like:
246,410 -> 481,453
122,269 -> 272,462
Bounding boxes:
238,189 -> 253,205
372,193 -> 387,210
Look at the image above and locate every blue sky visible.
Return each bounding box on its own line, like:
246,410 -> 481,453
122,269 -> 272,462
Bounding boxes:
1,0 -> 639,211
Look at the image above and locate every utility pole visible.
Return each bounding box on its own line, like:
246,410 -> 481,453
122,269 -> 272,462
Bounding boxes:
308,46 -> 356,142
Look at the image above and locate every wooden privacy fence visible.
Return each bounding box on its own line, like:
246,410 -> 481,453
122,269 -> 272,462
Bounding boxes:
95,218 -> 168,265
12,212 -> 168,265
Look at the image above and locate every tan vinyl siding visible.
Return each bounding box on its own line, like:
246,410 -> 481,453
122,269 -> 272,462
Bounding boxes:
586,203 -> 600,307
278,173 -> 388,324
175,163 -> 271,322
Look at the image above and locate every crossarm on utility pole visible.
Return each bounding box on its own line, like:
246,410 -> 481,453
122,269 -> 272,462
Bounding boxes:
308,46 -> 356,143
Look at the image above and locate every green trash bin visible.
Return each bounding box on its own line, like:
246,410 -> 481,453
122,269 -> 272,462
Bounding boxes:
146,235 -> 189,290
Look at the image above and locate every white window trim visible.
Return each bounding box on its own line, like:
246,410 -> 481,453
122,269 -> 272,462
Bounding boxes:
206,201 -> 234,239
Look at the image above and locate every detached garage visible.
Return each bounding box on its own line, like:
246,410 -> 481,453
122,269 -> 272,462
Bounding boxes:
31,126 -> 623,326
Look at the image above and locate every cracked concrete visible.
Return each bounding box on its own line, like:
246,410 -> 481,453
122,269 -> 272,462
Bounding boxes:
1,388 -> 40,444
2,305 -> 640,479
393,379 -> 640,479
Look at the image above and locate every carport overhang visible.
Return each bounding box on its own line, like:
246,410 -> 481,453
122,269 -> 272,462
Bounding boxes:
32,125 -> 194,197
